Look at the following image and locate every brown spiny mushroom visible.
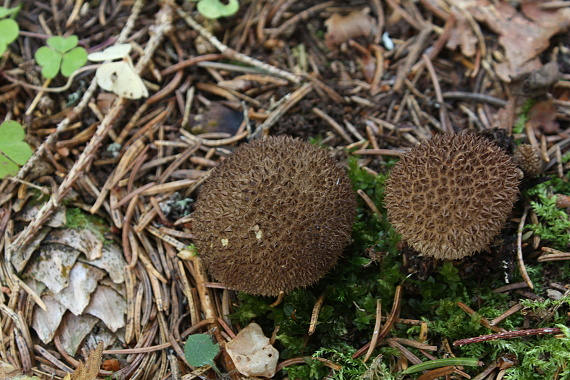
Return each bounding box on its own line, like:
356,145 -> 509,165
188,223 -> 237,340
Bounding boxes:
513,144 -> 542,177
384,133 -> 520,260
192,135 -> 356,296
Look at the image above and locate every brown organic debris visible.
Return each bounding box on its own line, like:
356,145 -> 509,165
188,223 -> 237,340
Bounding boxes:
384,133 -> 520,260
324,7 -> 377,49
442,0 -> 570,80
192,135 -> 356,296
528,99 -> 560,135
67,341 -> 104,380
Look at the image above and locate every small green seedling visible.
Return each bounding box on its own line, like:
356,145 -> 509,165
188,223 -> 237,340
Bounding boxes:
0,6 -> 20,55
0,120 -> 33,179
184,334 -> 220,374
190,0 -> 239,19
35,35 -> 88,79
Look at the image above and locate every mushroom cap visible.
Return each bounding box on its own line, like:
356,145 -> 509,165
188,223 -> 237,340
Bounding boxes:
192,135 -> 356,296
384,133 -> 520,260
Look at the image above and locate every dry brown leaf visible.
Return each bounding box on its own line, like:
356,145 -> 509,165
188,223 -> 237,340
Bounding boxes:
528,99 -> 560,134
70,341 -> 104,380
510,61 -> 560,97
446,6 -> 477,57
492,1 -> 569,80
555,194 -> 570,209
324,7 -> 376,49
446,0 -> 570,80
190,102 -> 243,135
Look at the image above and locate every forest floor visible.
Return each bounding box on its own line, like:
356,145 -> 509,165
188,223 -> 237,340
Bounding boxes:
1,0 -> 570,379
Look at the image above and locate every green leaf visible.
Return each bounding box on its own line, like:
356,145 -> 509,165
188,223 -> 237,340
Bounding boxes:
61,46 -> 87,77
0,6 -> 20,19
0,7 -> 11,18
0,120 -> 33,178
0,18 -> 19,54
401,357 -> 481,374
46,35 -> 78,53
184,334 -> 220,372
35,36 -> 86,78
35,46 -> 62,79
197,0 -> 239,19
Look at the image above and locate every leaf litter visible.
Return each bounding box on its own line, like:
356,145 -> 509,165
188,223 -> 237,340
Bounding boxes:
0,0 -> 569,379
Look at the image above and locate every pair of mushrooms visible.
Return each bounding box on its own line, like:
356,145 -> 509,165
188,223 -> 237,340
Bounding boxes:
192,133 -> 526,296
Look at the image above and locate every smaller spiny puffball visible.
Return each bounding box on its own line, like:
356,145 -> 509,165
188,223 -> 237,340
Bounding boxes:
192,135 -> 356,296
384,133 -> 520,260
513,144 -> 542,177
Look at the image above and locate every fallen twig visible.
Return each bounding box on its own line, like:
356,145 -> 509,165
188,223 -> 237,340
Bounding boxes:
453,327 -> 563,346
176,6 -> 300,84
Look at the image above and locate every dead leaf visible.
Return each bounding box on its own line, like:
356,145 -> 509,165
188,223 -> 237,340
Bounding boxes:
324,7 -> 376,49
528,99 -> 559,134
446,7 -> 477,57
510,61 -> 560,97
0,361 -> 18,378
556,194 -> 570,209
226,323 -> 279,378
445,0 -> 570,80
70,341 -> 104,380
190,102 -> 243,135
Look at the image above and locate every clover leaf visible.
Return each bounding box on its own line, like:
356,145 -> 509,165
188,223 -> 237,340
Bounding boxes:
184,334 -> 220,373
34,35 -> 87,79
0,120 -> 33,179
0,6 -> 20,55
191,0 -> 239,19
0,5 -> 20,19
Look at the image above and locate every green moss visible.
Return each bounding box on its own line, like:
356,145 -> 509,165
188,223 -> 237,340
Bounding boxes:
230,154 -> 570,379
525,175 -> 570,250
513,99 -> 536,135
65,207 -> 112,245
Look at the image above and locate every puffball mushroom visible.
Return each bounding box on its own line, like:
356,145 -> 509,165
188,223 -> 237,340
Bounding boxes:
192,135 -> 356,296
384,133 -> 520,260
513,144 -> 542,177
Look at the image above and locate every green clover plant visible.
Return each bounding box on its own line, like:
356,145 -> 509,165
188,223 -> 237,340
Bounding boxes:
190,0 -> 239,19
0,120 -> 33,179
0,6 -> 20,55
35,35 -> 88,79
